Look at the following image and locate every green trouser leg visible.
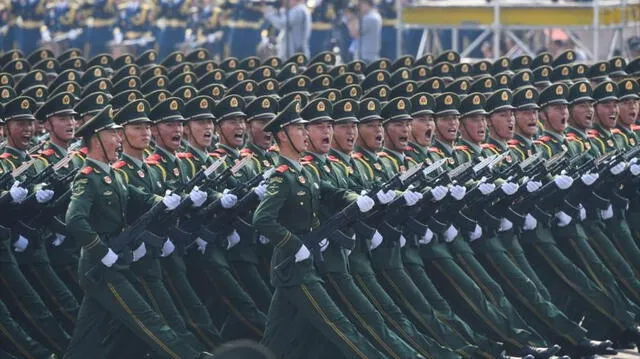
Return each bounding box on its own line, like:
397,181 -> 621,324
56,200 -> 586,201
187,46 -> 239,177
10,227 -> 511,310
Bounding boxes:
0,350 -> 17,359
48,240 -> 83,301
323,271 -> 420,359
628,211 -> 640,243
260,282 -> 388,359
471,233 -> 586,347
189,248 -> 266,342
554,222 -> 640,314
229,262 -> 273,314
129,256 -> 205,351
422,241 -> 542,351
605,217 -> 640,279
0,298 -> 54,359
15,243 -> 79,332
65,266 -> 200,359
0,259 -> 70,354
502,232 -> 552,301
160,254 -> 224,349
519,225 -> 634,339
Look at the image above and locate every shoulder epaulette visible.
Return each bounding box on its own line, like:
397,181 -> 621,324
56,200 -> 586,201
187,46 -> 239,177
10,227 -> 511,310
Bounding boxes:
586,129 -> 600,137
275,164 -> 289,173
268,144 -> 279,152
239,148 -> 253,157
565,132 -> 577,138
454,145 -> 469,151
301,155 -> 313,162
428,147 -> 441,153
611,128 -> 622,134
327,155 -> 339,162
176,152 -> 194,159
405,145 -> 414,151
40,148 -> 55,156
566,136 -> 578,142
537,135 -> 552,142
631,124 -> 640,131
112,160 -> 126,169
507,139 -> 520,146
0,153 -> 13,159
80,166 -> 93,175
480,143 -> 496,149
210,148 -> 226,158
377,151 -> 389,158
79,147 -> 88,155
351,152 -> 364,159
145,153 -> 161,165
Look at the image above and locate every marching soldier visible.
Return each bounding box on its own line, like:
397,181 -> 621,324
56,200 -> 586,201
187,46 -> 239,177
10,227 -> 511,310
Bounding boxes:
154,0 -> 189,58
8,0 -> 46,54
83,0 -> 118,56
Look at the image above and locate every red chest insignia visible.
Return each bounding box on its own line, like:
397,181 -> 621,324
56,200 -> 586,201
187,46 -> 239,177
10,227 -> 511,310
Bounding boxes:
173,168 -> 180,176
104,176 -> 112,184
138,170 -> 145,178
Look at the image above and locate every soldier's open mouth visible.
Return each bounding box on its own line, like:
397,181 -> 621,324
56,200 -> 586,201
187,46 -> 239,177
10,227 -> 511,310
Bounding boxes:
375,135 -> 383,142
425,129 -> 432,138
234,133 -> 244,140
321,137 -> 330,144
171,135 -> 181,143
399,136 -> 408,144
508,124 -> 514,131
203,132 -> 212,139
346,137 -> 354,145
560,117 -> 567,125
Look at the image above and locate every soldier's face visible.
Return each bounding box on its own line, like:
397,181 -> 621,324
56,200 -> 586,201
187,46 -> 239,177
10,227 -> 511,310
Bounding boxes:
515,109 -> 539,137
249,119 -> 272,150
595,100 -> 618,129
542,104 -> 568,133
217,117 -> 246,148
384,119 -> 410,152
306,121 -> 333,154
96,129 -> 122,162
569,101 -> 594,130
45,114 -> 76,143
488,110 -> 515,141
460,114 -> 487,144
153,121 -> 184,152
281,123 -> 308,154
411,114 -> 435,147
186,119 -> 214,150
77,114 -> 93,130
6,119 -> 35,150
332,122 -> 358,153
617,98 -> 639,126
124,122 -> 151,151
435,115 -> 459,143
357,120 -> 383,151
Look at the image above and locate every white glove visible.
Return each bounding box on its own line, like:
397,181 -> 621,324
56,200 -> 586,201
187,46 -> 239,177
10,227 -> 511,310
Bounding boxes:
526,180 -> 542,193
9,181 -> 27,204
430,185 -> 448,202
399,235 -> 406,248
162,191 -> 181,210
443,225 -> 458,242
479,183 -> 496,195
319,238 -> 329,252
345,236 -> 353,256
258,235 -> 270,244
580,172 -> 599,186
403,190 -> 423,207
523,214 -> 537,231
419,228 -> 434,245
101,248 -> 118,267
161,238 -> 175,257
132,242 -> 147,262
195,237 -> 207,254
375,189 -> 395,204
450,185 -> 467,200
35,189 -> 54,203
52,233 -> 66,247
579,204 -> 586,221
630,164 -> 640,176
357,195 -> 375,212
68,28 -> 79,40
555,211 -> 572,227
295,244 -> 311,262
468,224 -> 482,241
498,218 -> 513,232
501,182 -> 519,196
600,204 -> 614,220
113,28 -> 123,44
254,182 -> 268,200
40,27 -> 51,42
189,186 -> 207,207
369,230 -> 383,250
226,230 -> 241,249
610,162 -> 627,176
554,175 -> 574,190
12,235 -> 29,252
221,189 -> 237,208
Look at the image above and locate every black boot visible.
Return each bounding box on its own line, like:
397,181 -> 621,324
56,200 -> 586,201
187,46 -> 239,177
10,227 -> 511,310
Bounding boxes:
520,344 -> 561,359
574,339 -> 617,356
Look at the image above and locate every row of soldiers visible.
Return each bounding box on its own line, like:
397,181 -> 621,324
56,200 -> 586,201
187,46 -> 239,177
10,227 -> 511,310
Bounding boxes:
0,44 -> 639,359
0,0 -> 407,62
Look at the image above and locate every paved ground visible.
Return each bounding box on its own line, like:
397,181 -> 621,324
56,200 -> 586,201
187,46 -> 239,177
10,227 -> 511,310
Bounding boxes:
612,349 -> 640,358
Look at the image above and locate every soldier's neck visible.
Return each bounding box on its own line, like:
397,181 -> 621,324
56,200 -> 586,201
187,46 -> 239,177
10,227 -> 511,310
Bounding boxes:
515,129 -> 534,140
489,135 -> 507,146
49,135 -> 70,150
122,145 -> 144,161
461,135 -> 481,147
434,135 -> 454,148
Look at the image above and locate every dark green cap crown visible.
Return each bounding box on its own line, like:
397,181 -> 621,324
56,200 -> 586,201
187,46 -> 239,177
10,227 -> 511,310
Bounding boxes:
390,81 -> 417,98
172,85 -> 197,103
362,85 -> 390,101
237,56 -> 260,71
361,70 -> 390,92
3,96 -> 36,121
76,105 -> 121,138
617,79 -> 640,100
309,74 -> 333,93
609,56 -> 627,77
110,90 -> 143,110
434,92 -> 460,116
486,89 -> 515,113
149,97 -> 185,123
246,96 -> 278,121
459,92 -> 488,118
214,95 -> 246,121
571,63 -> 589,80
444,78 -> 470,95
419,77 -> 445,94
15,69 -> 46,94
82,78 -> 112,98
357,98 -> 382,122
21,85 -> 47,105
390,68 -> 412,87
185,48 -> 210,64
435,50 -> 460,64
251,66 -> 276,82
145,90 -> 171,108
75,92 -> 109,118
183,95 -> 215,121
50,81 -> 81,99
279,75 -> 310,96
341,84 -> 363,100
87,53 -> 114,69
410,93 -> 435,116
512,86 -> 540,110
160,51 -> 185,69
113,99 -> 152,125
332,99 -> 359,122
592,81 -> 618,102
532,52 -> 553,70
141,76 -> 169,94
492,57 -> 512,75
550,65 -> 573,85
432,62 -> 454,79
552,50 -> 576,67
533,66 -> 552,86
588,61 -> 610,80
112,76 -> 140,94
135,49 -> 157,68
538,83 -> 569,107
301,98 -> 333,123
263,100 -> 305,133
26,48 -> 54,65
509,70 -> 533,90
567,81 -> 594,104
471,60 -> 491,77
511,55 -> 532,71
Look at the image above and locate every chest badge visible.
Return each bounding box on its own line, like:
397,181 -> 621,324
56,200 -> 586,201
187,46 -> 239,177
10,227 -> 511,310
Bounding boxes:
323,165 -> 331,173
298,175 -> 306,184
399,165 -> 406,173
630,138 -> 636,146
607,139 -> 615,147
424,158 -> 432,165
263,160 -> 271,167
104,176 -> 112,184
585,142 -> 591,150
346,166 -> 354,174
173,168 -> 180,177
448,157 -> 455,165
561,144 -> 568,152
137,170 -> 145,178
527,149 -> 533,157
373,163 -> 382,171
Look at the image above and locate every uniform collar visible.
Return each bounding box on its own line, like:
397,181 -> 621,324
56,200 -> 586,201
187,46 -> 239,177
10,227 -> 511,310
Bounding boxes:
217,143 -> 240,158
543,129 -> 565,142
329,148 -> 352,163
4,146 -> 28,161
459,138 -> 483,154
382,147 -> 405,162
281,155 -> 302,172
488,136 -> 509,152
593,123 -> 612,136
513,133 -> 533,147
433,138 -> 454,155
48,141 -> 68,157
566,126 -> 588,139
186,142 -> 208,163
87,157 -> 112,174
155,145 -> 177,163
354,145 -> 379,161
247,142 -> 267,157
123,152 -> 143,167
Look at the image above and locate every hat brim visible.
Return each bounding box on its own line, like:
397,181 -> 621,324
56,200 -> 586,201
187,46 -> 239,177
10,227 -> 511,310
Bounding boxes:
534,81 -> 552,87
287,118 -> 309,126
619,94 -> 640,101
218,111 -> 247,121
435,109 -> 460,116
334,116 -> 359,123
383,114 -> 412,123
610,71 -> 628,77
78,109 -> 102,118
186,114 -> 215,121
247,113 -> 276,122
358,115 -> 383,123
516,103 -> 540,110
596,96 -> 618,103
123,117 -> 153,125
44,108 -> 78,120
541,99 -> 569,107
96,123 -> 123,132
461,109 -> 489,118
7,114 -> 35,121
569,96 -> 595,104
155,115 -> 185,123
490,105 -> 516,113
305,115 -> 333,123
411,109 -> 434,116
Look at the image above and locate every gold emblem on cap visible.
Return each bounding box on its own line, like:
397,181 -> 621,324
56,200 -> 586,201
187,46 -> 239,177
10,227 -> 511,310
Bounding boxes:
97,95 -> 104,105
206,63 -> 214,72
154,68 -> 162,76
461,82 -> 468,91
36,88 -> 43,97
483,79 -> 492,88
291,65 -> 298,74
100,55 -> 108,64
325,54 -> 332,63
501,58 -> 509,67
555,85 -> 563,95
295,102 -> 301,112
297,78 -> 305,87
419,68 -> 426,77
542,68 -> 549,77
68,72 -> 76,81
261,98 -> 270,109
380,88 -> 387,97
500,76 -> 508,85
501,91 -> 509,101
159,93 -> 167,101
20,99 -> 29,109
433,81 -> 440,89
561,67 -> 569,76
267,81 -> 275,91
157,78 -> 165,87
376,73 -> 384,82
34,72 -> 42,81
215,72 -> 222,80
462,64 -> 469,73
441,64 -> 449,73
350,87 -> 358,97
543,54 -> 551,63
129,67 -> 136,75
577,66 -> 585,74
447,52 -> 455,61
230,97 -> 238,108
328,92 -> 336,101
404,57 -> 411,66
605,83 -> 613,92
567,52 -> 574,60
149,52 -> 156,61
40,50 -> 47,59
522,57 -> 529,65
472,95 -> 481,105
137,101 -> 145,112
128,78 -> 136,88
444,95 -> 453,105
1,89 -> 8,98
175,54 -> 183,62
354,63 -> 361,71
525,89 -> 533,99
108,107 -> 115,118
184,89 -> 192,99
599,63 -> 606,71
579,83 -> 587,93
170,100 -> 179,111
407,83 -> 414,92
419,96 -> 428,105
246,82 -> 253,92
365,100 -> 375,111
380,61 -> 388,69
346,75 -> 354,84
523,73 -> 530,81
198,98 -> 208,109
15,61 -> 23,70
128,92 -> 136,101
615,59 -> 622,67
74,59 -> 81,68
212,86 -> 221,96
125,55 -> 132,64
480,63 -> 487,71
345,102 -> 353,112
62,95 -> 70,105
625,81 -> 633,90
185,75 -> 193,83
1,76 -> 7,85
317,101 -> 326,111
322,78 -> 330,86
67,84 -> 75,93
198,50 -> 206,60
317,66 -> 324,74
46,61 -> 53,69
401,70 -> 409,79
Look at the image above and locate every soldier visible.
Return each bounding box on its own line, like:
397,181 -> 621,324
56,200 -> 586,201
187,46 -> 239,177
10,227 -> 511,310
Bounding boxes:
224,0 -> 263,59
262,0 -> 312,60
64,105 -> 213,359
116,0 -> 153,54
252,99 -> 389,359
0,295 -> 57,359
155,0 -> 189,58
83,0 -> 118,56
9,0 -> 45,54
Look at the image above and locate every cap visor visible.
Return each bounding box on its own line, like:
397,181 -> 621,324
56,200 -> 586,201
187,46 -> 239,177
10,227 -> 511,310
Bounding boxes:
334,116 -> 359,123
542,99 -> 569,107
124,118 -> 153,125
7,114 -> 35,121
305,115 -> 333,123
384,114 -> 412,123
516,103 -> 540,110
596,96 -> 618,103
435,109 -> 460,116
219,111 -> 246,121
491,105 -> 516,113
570,96 -> 595,104
186,114 -> 215,121
461,109 -> 489,118
411,109 -> 434,116
618,94 -> 640,101
157,115 -> 185,122
358,115 -> 383,122
248,113 -> 276,122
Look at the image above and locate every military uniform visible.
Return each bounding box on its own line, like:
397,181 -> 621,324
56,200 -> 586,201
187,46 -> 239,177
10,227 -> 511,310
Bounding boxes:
154,0 -> 189,58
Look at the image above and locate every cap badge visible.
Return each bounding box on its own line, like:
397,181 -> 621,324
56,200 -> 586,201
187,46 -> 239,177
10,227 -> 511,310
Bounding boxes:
170,100 -> 179,111
137,101 -> 145,112
20,99 -> 29,109
444,95 -> 453,105
199,99 -> 208,109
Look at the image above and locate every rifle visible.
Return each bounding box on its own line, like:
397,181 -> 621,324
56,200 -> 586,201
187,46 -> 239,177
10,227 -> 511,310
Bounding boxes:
0,143 -> 48,190
173,156 -> 227,194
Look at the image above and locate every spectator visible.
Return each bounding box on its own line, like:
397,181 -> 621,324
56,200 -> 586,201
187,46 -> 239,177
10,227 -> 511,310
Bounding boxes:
353,0 -> 381,64
262,0 -> 311,60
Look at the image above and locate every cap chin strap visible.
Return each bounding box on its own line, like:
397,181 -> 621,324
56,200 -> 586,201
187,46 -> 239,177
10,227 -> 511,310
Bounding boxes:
96,132 -> 111,164
284,126 -> 304,155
